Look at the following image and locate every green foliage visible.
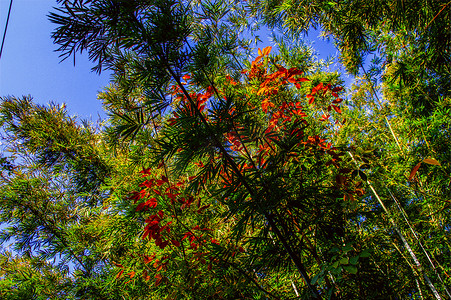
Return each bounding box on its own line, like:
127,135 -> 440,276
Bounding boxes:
0,0 -> 450,299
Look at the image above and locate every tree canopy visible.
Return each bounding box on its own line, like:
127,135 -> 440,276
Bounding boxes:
0,0 -> 450,299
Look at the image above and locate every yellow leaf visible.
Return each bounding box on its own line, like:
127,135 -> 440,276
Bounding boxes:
423,158 -> 441,166
258,48 -> 262,56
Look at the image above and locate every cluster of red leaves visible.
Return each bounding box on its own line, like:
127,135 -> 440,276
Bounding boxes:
143,254 -> 170,285
268,101 -> 308,132
114,254 -> 169,286
241,46 -> 272,80
245,46 -> 346,126
119,47 -> 362,288
167,77 -> 214,125
142,210 -> 173,249
305,82 -> 345,123
226,130 -> 244,152
123,169 -> 220,287
225,74 -> 238,86
257,66 -> 310,97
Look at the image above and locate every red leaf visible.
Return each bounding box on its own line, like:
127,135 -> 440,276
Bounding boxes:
409,163 -> 422,181
319,114 -> 331,121
139,179 -> 154,188
171,240 -> 180,247
182,232 -> 192,240
332,105 -> 342,114
155,274 -> 163,286
143,270 -> 150,281
140,168 -> 152,176
144,255 -> 154,264
197,204 -> 210,213
129,191 -> 141,204
136,202 -> 148,212
159,241 -> 169,250
167,118 -> 177,125
146,198 -> 158,208
194,161 -> 205,167
315,82 -> 324,91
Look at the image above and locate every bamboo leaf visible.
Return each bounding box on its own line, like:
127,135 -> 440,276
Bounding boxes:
409,163 -> 422,181
423,158 -> 441,166
339,257 -> 349,265
343,265 -> 358,274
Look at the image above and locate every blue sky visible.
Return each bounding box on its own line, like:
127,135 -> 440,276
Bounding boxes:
0,0 -> 111,119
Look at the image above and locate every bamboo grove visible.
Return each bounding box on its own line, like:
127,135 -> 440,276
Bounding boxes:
0,0 -> 450,299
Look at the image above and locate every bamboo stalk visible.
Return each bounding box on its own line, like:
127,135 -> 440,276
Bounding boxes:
348,152 -> 442,299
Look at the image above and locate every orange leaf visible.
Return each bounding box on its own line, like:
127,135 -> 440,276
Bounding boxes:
258,48 -> 262,56
262,46 -> 272,56
144,255 -> 154,264
320,114 -> 330,121
409,163 -> 422,181
143,270 -> 151,281
332,105 -> 342,114
112,261 -> 123,268
155,274 -> 163,286
116,270 -> 124,279
128,271 -> 136,278
423,158 -> 441,166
